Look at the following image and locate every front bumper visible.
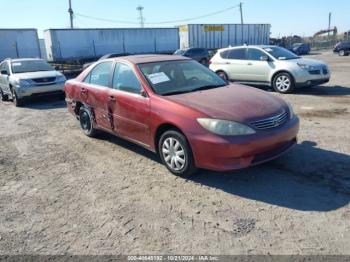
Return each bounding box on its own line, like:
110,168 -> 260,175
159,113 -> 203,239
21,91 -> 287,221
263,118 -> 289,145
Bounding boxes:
190,117 -> 300,172
16,83 -> 65,99
293,68 -> 330,88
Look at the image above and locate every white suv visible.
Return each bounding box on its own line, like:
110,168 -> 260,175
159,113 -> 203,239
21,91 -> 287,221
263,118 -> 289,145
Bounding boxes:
209,45 -> 330,93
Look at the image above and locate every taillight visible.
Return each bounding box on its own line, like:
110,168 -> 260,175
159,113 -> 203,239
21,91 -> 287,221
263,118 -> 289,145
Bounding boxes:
208,60 -> 212,65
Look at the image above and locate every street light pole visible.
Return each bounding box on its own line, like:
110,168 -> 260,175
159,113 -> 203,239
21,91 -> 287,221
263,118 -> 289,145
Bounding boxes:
68,0 -> 74,29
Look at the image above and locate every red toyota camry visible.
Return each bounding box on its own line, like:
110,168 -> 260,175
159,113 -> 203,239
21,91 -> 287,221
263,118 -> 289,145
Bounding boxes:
64,55 -> 299,176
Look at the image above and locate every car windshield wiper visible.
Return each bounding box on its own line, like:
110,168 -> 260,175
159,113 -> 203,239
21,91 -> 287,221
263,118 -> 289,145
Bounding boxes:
162,90 -> 192,96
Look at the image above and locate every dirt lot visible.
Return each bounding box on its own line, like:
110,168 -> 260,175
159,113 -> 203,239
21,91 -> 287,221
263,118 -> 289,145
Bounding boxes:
0,51 -> 349,255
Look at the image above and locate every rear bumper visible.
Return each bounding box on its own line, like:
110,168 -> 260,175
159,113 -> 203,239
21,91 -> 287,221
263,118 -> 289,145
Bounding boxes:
16,83 -> 65,99
190,117 -> 300,172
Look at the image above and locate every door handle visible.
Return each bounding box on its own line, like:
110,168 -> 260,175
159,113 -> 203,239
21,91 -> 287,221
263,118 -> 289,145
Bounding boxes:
225,62 -> 231,64
81,88 -> 87,94
247,62 -> 253,66
108,96 -> 116,102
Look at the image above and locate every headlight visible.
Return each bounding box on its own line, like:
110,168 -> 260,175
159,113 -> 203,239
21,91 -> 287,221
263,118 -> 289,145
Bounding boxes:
297,63 -> 316,71
287,102 -> 294,119
15,79 -> 33,87
56,75 -> 66,82
197,118 -> 256,136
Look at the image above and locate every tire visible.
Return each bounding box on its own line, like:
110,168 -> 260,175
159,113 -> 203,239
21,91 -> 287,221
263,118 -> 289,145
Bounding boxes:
12,90 -> 24,107
79,106 -> 97,137
216,71 -> 229,81
0,88 -> 9,101
339,50 -> 345,56
200,58 -> 207,66
272,72 -> 295,94
158,130 -> 197,177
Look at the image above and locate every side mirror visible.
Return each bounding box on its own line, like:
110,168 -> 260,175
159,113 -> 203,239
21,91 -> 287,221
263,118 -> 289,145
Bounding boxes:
260,55 -> 269,61
1,70 -> 8,75
140,89 -> 148,97
54,66 -> 60,71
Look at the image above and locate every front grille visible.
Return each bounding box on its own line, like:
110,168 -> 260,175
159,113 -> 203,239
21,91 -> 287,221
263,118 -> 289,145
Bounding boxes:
32,77 -> 56,84
250,111 -> 288,130
309,70 -> 321,75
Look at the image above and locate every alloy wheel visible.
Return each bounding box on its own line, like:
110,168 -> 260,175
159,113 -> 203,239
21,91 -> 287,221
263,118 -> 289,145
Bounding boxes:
275,75 -> 291,92
162,137 -> 186,171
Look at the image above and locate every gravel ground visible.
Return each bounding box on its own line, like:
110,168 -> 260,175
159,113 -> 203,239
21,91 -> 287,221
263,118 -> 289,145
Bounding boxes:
0,51 -> 349,255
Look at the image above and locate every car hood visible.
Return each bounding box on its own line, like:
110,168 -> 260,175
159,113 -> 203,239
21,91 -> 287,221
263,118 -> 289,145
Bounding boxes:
285,57 -> 326,66
165,84 -> 287,123
12,70 -> 62,80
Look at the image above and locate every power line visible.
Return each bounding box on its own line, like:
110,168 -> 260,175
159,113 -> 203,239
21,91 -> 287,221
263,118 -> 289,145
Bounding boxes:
75,4 -> 240,26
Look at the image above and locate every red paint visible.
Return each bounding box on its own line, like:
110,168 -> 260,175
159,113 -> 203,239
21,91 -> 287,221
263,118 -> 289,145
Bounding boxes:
65,55 -> 299,172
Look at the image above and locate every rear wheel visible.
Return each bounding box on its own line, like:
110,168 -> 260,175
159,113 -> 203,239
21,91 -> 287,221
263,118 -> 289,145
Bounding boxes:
200,58 -> 208,66
339,50 -> 345,56
159,130 -> 197,177
273,72 -> 295,94
216,71 -> 228,81
79,106 -> 97,137
0,88 -> 9,101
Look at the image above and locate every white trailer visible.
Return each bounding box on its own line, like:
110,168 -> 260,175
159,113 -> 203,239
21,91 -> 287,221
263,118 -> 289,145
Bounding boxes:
44,28 -> 179,62
0,29 -> 41,61
179,24 -> 271,50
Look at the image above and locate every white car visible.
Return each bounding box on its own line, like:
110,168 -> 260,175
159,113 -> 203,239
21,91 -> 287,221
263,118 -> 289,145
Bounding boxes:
209,45 -> 330,93
0,58 -> 66,106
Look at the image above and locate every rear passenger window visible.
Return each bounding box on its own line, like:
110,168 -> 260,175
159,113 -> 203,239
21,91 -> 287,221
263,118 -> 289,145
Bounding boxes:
246,49 -> 266,61
84,61 -> 113,87
112,63 -> 141,94
227,48 -> 247,60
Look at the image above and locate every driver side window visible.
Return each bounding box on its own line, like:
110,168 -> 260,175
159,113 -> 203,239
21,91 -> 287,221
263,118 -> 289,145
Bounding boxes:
112,63 -> 141,94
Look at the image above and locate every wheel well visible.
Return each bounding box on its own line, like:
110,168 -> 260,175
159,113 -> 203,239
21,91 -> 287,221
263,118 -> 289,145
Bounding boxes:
271,70 -> 295,85
74,101 -> 83,116
154,124 -> 183,153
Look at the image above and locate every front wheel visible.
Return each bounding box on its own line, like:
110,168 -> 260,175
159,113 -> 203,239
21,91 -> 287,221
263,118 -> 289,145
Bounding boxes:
272,73 -> 295,94
12,90 -> 24,107
79,106 -> 97,137
159,130 -> 197,177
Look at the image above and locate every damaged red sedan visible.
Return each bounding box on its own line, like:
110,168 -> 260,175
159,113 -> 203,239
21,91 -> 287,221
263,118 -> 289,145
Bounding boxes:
64,55 -> 299,176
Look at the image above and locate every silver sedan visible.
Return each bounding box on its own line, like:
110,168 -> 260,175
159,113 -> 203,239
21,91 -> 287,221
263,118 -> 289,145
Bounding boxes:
209,45 -> 330,93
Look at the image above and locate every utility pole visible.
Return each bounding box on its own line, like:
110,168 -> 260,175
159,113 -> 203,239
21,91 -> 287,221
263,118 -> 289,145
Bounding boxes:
328,12 -> 332,48
136,6 -> 145,28
239,2 -> 244,44
239,2 -> 244,25
68,0 -> 74,29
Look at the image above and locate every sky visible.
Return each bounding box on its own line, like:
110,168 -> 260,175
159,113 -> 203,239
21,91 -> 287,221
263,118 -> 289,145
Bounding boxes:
1,0 -> 350,38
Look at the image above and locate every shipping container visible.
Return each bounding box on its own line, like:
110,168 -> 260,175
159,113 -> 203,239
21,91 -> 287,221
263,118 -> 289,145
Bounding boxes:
39,39 -> 48,60
44,28 -> 179,62
179,24 -> 271,50
0,29 -> 41,61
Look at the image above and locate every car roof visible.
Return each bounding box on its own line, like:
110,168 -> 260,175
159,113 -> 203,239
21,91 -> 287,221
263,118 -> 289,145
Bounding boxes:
106,54 -> 190,64
217,45 -> 278,52
8,58 -> 44,62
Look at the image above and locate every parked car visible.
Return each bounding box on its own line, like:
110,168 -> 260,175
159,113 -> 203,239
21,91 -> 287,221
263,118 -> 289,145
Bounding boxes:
0,58 -> 66,106
289,43 -> 310,55
209,45 -> 330,93
174,48 -> 210,65
64,55 -> 299,177
333,41 -> 350,56
83,53 -> 128,69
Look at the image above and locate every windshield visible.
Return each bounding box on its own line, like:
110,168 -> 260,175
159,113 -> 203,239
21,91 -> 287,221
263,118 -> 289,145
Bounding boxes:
11,60 -> 53,74
174,49 -> 186,55
263,46 -> 300,60
138,60 -> 227,96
